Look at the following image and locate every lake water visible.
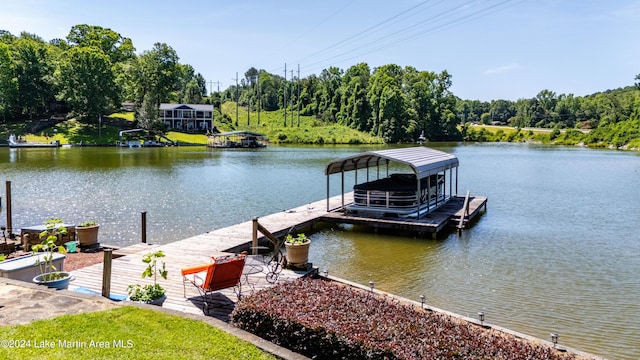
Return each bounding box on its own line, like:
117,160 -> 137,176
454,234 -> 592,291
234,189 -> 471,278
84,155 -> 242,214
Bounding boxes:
1,144 -> 638,359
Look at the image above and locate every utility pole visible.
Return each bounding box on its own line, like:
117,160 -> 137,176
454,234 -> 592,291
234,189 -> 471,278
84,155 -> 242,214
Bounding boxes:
297,64 -> 301,127
283,63 -> 287,127
257,73 -> 261,125
211,81 -> 221,96
235,72 -> 239,127
212,81 -> 221,107
290,69 -> 294,127
211,81 -> 221,131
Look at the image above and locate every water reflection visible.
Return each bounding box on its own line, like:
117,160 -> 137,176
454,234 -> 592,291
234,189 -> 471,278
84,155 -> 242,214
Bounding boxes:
1,144 -> 639,359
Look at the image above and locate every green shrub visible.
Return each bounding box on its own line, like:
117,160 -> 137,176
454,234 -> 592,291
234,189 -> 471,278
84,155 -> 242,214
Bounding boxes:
232,278 -> 576,360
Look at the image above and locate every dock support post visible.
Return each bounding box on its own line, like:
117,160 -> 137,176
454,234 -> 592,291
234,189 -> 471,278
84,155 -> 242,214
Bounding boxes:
102,248 -> 112,298
5,181 -> 12,239
141,211 -> 147,243
252,217 -> 258,255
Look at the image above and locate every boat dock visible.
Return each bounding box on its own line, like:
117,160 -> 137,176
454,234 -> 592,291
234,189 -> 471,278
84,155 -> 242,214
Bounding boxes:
69,192 -> 486,319
321,193 -> 487,239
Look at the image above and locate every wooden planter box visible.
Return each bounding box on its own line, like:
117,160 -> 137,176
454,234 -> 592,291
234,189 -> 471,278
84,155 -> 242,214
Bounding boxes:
0,253 -> 66,283
20,224 -> 76,251
0,243 -> 16,255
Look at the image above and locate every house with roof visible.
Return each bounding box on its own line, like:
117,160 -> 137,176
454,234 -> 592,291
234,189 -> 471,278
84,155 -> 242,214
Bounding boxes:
159,103 -> 213,132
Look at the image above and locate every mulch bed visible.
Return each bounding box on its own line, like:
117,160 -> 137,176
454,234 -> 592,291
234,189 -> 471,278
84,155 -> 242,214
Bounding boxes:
4,250 -> 105,272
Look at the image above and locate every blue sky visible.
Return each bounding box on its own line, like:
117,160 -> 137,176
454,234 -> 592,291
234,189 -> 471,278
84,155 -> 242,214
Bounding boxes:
1,0 -> 639,101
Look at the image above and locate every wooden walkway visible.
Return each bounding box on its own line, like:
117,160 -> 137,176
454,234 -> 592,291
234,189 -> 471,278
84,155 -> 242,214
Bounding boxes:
68,195 -> 348,321
69,193 -> 486,320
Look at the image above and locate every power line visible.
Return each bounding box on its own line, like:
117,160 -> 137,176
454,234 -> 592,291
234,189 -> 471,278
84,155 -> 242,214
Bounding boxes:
304,0 -> 524,74
258,0 -> 528,84
296,0 -> 438,64
295,0 -> 524,76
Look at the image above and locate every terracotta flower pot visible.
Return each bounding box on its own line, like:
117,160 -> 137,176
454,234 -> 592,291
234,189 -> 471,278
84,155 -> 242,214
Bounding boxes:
76,224 -> 99,247
285,240 -> 310,266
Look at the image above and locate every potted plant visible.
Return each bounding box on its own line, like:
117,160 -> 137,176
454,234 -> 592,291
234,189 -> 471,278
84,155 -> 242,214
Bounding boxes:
127,250 -> 168,306
284,233 -> 311,267
31,218 -> 70,290
76,220 -> 99,247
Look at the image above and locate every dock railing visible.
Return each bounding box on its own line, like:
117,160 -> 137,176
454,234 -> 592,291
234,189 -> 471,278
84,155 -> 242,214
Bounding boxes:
457,190 -> 471,232
251,217 -> 280,255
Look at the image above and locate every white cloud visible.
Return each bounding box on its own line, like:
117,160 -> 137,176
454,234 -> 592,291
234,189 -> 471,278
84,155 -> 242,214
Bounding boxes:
484,63 -> 521,75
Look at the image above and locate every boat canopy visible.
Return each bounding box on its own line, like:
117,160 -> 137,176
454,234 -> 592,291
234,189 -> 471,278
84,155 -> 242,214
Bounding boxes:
207,130 -> 267,148
325,147 -> 459,212
212,130 -> 266,137
325,147 -> 458,179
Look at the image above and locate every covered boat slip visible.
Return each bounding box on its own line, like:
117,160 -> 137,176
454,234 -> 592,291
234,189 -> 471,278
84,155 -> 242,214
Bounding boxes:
324,146 -> 486,238
326,147 -> 459,219
207,131 -> 267,148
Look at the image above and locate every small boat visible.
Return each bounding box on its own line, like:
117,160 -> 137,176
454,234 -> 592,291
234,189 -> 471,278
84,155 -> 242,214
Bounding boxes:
327,147 -> 459,219
117,129 -> 171,148
417,131 -> 426,144
207,131 -> 268,149
7,134 -> 60,148
117,140 -> 142,148
349,173 -> 445,217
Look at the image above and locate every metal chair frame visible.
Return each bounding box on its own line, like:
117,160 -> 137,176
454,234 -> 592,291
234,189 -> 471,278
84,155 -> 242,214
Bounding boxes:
181,253 -> 246,315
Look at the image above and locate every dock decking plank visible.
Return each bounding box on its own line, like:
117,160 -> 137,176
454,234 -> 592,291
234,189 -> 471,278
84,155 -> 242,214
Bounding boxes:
70,192 -> 485,319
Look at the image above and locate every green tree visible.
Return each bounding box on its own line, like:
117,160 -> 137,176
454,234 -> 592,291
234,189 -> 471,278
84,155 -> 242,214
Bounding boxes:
368,64 -> 403,135
318,66 -> 343,122
338,62 -> 371,131
0,30 -> 16,44
133,43 -> 181,107
176,64 -> 206,103
408,69 -> 458,141
489,99 -> 515,124
535,89 -> 558,127
0,42 -> 17,119
253,72 -> 281,111
299,74 -> 320,116
512,98 -> 537,128
137,93 -> 160,130
194,73 -> 207,97
57,46 -> 118,120
183,79 -> 203,104
66,24 -> 135,64
12,36 -> 54,118
378,85 -> 408,142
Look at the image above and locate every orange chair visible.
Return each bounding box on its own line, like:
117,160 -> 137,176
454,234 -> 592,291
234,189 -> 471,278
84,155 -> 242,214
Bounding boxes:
181,253 -> 247,315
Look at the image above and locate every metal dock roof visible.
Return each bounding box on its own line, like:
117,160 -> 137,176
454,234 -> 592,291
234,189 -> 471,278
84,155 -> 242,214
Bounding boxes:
325,146 -> 459,179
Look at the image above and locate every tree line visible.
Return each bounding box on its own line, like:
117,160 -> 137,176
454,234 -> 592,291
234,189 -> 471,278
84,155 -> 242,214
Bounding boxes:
223,67 -> 640,144
219,64 -> 459,142
0,25 -> 206,129
1,24 -> 638,145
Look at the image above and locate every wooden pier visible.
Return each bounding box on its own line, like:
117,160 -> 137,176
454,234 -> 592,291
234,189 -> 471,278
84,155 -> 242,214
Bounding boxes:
69,192 -> 486,320
321,193 -> 487,239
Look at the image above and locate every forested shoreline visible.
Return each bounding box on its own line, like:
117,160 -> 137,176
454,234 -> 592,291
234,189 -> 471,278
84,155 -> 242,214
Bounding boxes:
1,25 -> 638,148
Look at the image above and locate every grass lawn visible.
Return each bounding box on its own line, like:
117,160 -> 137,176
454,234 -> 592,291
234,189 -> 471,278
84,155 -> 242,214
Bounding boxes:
1,101 -> 384,145
219,102 -> 383,144
0,306 -> 276,360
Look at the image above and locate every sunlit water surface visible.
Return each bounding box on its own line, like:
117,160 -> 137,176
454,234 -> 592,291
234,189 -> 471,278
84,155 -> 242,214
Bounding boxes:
1,144 -> 638,359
